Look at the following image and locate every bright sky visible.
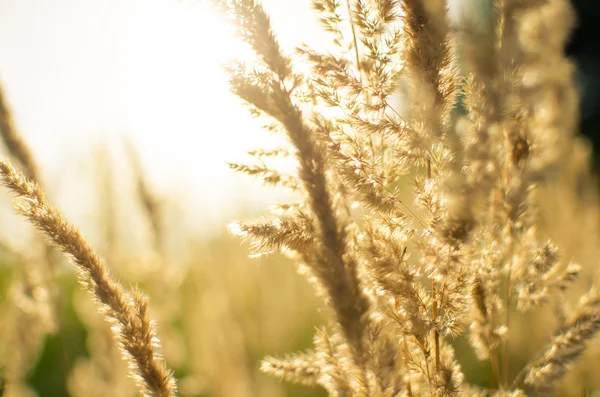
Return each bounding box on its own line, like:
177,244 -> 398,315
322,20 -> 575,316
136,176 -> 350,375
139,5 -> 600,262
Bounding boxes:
0,0 -> 470,243
0,0 -> 322,237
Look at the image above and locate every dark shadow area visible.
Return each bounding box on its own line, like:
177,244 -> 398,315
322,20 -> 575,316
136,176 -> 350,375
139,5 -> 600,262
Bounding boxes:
567,0 -> 600,169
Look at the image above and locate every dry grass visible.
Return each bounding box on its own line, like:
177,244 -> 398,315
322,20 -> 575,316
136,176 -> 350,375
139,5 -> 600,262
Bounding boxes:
219,0 -> 600,396
1,0 -> 600,397
0,159 -> 177,397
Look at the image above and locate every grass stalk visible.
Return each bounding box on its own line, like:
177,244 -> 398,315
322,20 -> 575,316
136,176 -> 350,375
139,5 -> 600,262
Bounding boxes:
0,159 -> 177,397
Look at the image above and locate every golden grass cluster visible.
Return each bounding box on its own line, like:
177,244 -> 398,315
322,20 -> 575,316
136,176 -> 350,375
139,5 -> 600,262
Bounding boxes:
1,0 -> 600,396
220,0 -> 600,395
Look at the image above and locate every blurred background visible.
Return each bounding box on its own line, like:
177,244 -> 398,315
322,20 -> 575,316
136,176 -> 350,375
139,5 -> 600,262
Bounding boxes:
0,0 -> 599,396
0,1 -> 328,396
0,0 -> 322,233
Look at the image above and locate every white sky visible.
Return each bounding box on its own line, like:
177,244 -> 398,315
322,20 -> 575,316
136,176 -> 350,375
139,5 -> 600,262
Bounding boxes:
0,0 -> 322,237
0,0 -> 469,244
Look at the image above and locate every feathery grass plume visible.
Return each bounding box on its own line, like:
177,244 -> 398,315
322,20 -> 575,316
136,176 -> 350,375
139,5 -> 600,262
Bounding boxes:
261,352 -> 321,386
362,319 -> 405,397
313,328 -> 353,397
469,272 -> 504,365
229,210 -> 314,255
311,0 -> 345,48
217,0 -> 373,391
453,0 -> 581,386
0,159 -> 177,397
512,282 -> 600,395
219,0 -> 600,395
67,287 -> 138,397
227,161 -> 301,191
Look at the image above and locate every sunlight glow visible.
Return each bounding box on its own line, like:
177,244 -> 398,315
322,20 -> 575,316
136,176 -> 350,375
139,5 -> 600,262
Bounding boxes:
127,1 -> 257,185
124,0 -> 303,229
0,0 -> 321,231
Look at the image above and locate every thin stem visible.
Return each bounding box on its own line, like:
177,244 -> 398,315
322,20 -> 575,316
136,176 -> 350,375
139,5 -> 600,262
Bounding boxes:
414,337 -> 432,385
490,349 -> 501,388
490,309 -> 501,388
502,221 -> 515,386
427,158 -> 432,180
402,338 -> 414,397
429,157 -> 439,373
345,0 -> 361,71
432,280 -> 440,372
